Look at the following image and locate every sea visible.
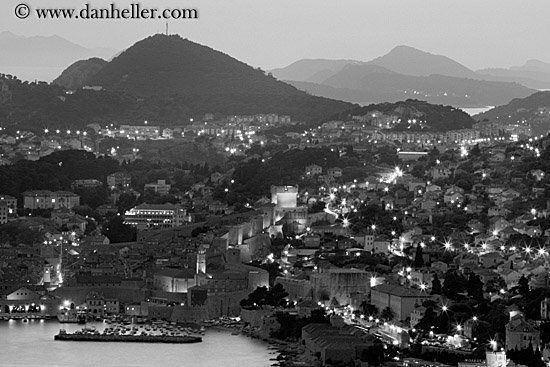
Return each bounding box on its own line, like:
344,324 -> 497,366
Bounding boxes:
460,106 -> 494,116
0,319 -> 274,367
0,66 -> 63,83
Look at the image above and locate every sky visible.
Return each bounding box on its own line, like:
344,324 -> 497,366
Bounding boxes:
2,0 -> 550,71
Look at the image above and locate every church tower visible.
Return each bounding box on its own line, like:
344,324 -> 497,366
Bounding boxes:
196,246 -> 206,274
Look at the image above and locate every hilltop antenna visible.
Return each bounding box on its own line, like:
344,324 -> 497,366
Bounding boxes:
166,22 -> 168,35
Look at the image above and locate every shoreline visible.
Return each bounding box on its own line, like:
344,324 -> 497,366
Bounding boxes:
209,324 -> 307,367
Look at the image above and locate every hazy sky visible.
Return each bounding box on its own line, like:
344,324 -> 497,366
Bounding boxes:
2,0 -> 550,70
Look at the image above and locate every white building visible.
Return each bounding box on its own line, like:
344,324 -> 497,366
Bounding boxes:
124,203 -> 190,230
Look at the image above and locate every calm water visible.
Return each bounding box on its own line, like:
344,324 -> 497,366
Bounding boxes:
0,319 -> 274,367
0,66 -> 63,83
460,106 -> 494,116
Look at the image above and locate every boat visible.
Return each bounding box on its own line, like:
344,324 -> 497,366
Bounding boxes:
57,309 -> 87,324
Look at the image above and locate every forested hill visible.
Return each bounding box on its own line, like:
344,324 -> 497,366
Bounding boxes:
87,34 -> 355,122
475,91 -> 550,123
343,99 -> 475,132
0,74 -> 135,131
1,34 -> 356,130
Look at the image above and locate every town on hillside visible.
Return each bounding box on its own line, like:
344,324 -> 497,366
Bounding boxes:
2,103 -> 550,367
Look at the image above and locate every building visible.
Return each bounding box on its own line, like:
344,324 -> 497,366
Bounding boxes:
310,266 -> 372,305
0,194 -> 17,209
301,323 -> 372,365
124,203 -> 190,230
153,268 -> 198,293
327,167 -> 343,177
398,151 -> 429,161
305,164 -> 322,176
71,179 -> 102,189
505,314 -> 540,351
144,180 -> 171,195
541,297 -> 550,320
119,124 -> 160,139
0,195 -> 17,224
106,172 -> 131,189
23,190 -> 80,210
370,284 -> 434,322
270,185 -> 308,235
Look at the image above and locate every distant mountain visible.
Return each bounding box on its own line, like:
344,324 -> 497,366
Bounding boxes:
269,59 -> 365,83
83,34 -> 354,122
367,45 -> 477,78
272,46 -> 536,108
474,91 -> 550,123
53,58 -> 107,90
343,99 -> 476,132
289,65 -> 535,107
0,32 -> 116,68
476,60 -> 550,90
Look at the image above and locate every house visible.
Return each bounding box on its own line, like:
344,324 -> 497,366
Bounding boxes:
530,169 -> 546,181
488,207 -> 511,217
479,252 -> 504,269
144,180 -> 171,195
410,306 -> 427,328
428,166 -> 452,180
472,183 -> 487,193
305,164 -> 322,176
106,172 -> 131,189
327,167 -> 343,178
505,314 -> 540,351
499,269 -> 521,288
472,269 -> 500,290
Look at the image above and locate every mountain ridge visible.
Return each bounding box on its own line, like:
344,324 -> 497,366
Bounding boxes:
0,32 -> 117,69
270,45 -> 537,107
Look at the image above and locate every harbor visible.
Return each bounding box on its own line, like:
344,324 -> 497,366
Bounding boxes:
55,329 -> 202,343
55,318 -> 204,343
1,319 -> 273,367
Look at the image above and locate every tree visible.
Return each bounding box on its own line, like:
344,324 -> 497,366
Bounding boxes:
240,284 -> 289,309
517,275 -> 530,296
380,306 -> 395,321
431,274 -> 442,295
414,245 -> 424,268
467,273 -> 484,301
442,270 -> 467,301
266,283 -> 289,307
360,301 -> 379,317
101,215 -> 136,243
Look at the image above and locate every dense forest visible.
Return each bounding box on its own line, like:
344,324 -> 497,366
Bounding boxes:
344,99 -> 475,132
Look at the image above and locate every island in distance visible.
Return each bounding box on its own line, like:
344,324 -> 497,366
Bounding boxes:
271,45 -> 543,108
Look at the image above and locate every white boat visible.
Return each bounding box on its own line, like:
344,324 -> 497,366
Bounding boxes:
57,309 -> 86,324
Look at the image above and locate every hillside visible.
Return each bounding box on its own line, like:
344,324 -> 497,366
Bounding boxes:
0,74 -> 135,131
53,58 -> 107,90
475,91 -> 550,123
80,34 -> 354,123
343,99 -> 476,132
